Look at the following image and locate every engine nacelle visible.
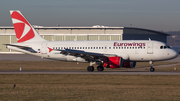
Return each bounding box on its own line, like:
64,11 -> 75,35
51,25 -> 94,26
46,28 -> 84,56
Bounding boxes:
103,56 -> 123,68
103,56 -> 136,68
123,61 -> 136,68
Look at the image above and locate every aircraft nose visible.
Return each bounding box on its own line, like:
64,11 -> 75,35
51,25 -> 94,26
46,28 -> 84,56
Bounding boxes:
172,50 -> 178,59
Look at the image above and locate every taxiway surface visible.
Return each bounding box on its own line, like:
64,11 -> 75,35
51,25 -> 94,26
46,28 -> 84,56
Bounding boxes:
0,71 -> 180,75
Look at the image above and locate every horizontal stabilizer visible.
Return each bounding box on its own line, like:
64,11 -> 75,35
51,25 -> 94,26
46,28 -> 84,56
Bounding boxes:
4,44 -> 37,53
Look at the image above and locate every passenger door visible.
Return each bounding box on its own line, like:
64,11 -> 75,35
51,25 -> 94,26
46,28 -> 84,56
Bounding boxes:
41,43 -> 47,54
147,42 -> 153,54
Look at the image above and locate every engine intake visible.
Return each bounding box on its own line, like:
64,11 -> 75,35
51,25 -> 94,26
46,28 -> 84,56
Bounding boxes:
103,56 -> 123,68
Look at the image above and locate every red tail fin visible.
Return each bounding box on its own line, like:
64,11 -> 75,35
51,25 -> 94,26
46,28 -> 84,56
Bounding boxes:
10,10 -> 46,43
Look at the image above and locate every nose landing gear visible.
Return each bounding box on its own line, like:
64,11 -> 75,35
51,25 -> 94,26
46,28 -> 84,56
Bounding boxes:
149,61 -> 155,72
150,66 -> 155,72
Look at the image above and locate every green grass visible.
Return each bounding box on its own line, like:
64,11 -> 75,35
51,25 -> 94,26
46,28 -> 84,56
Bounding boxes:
0,61 -> 180,100
0,75 -> 180,101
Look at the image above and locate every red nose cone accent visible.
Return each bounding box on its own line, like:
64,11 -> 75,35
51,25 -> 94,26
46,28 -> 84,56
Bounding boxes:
47,47 -> 53,53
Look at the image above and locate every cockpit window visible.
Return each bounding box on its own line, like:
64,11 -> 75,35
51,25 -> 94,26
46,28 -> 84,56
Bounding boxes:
160,45 -> 171,49
164,46 -> 167,49
167,45 -> 171,48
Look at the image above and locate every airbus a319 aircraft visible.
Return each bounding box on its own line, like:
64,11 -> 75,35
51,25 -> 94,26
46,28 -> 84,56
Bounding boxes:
6,10 -> 178,72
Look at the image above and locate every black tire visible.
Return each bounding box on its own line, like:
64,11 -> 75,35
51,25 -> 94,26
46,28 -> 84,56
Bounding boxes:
97,65 -> 104,71
87,66 -> 94,72
150,67 -> 155,72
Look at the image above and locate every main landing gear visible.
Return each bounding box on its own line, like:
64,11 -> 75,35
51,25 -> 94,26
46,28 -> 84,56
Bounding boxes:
87,66 -> 94,72
149,61 -> 155,72
87,62 -> 104,72
97,65 -> 104,71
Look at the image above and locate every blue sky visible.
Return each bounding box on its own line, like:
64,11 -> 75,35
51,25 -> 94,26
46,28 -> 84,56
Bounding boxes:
1,0 -> 180,31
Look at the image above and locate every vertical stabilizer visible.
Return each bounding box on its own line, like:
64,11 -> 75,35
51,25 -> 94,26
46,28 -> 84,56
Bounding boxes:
10,10 -> 46,43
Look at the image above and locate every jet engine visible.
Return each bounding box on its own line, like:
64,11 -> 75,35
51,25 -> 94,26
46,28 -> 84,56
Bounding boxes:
103,56 -> 136,68
122,61 -> 136,68
103,56 -> 123,68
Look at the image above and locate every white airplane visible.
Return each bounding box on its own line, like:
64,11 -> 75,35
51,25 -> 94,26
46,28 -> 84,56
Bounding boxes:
6,10 -> 178,72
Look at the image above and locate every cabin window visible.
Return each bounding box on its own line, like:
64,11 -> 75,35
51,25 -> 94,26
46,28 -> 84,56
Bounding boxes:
109,47 -> 111,49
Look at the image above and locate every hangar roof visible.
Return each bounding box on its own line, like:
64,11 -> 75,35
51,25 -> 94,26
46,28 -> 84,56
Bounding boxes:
0,26 -> 170,36
124,27 -> 170,36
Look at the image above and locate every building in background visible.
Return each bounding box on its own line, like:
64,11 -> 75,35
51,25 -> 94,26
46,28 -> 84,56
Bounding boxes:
0,26 -> 169,53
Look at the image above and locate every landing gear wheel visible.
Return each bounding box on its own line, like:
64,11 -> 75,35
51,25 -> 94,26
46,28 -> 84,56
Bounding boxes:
97,65 -> 104,71
87,66 -> 94,72
149,61 -> 155,72
150,67 -> 155,72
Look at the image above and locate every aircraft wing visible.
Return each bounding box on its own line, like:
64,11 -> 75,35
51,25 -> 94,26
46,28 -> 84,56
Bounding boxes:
56,49 -> 116,62
4,44 -> 37,53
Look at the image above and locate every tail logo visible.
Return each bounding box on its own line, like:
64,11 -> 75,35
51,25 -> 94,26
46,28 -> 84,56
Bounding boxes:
11,11 -> 35,43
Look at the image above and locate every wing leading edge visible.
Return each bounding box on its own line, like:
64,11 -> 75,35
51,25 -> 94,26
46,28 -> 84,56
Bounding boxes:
56,49 -> 116,62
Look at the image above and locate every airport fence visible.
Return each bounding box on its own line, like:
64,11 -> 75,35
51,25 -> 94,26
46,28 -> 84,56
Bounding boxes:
0,88 -> 180,101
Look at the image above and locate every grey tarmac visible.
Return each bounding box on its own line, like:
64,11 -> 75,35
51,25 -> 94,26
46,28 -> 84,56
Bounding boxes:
0,71 -> 180,75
